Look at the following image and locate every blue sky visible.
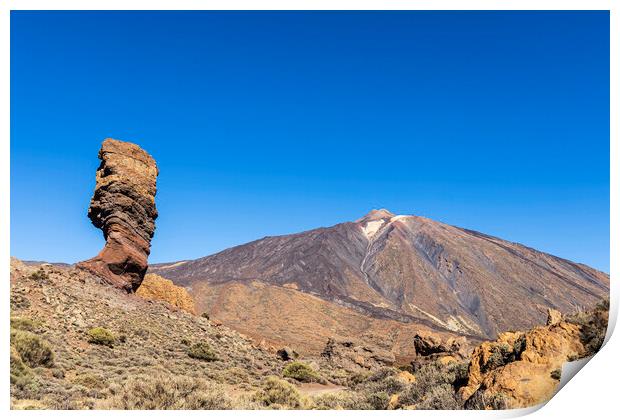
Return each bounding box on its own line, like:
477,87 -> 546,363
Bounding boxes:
11,11 -> 610,271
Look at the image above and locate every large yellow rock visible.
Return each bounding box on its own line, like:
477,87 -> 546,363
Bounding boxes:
396,370 -> 417,384
136,274 -> 196,314
458,317 -> 592,409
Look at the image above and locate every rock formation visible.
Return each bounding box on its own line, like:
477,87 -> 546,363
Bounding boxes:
458,303 -> 609,409
136,274 -> 196,314
413,330 -> 468,358
77,139 -> 158,292
321,338 -> 396,372
410,330 -> 469,368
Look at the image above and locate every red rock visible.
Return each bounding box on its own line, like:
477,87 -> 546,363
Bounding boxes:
77,139 -> 158,292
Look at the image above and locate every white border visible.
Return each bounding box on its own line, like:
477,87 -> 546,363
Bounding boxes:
2,1 -> 616,419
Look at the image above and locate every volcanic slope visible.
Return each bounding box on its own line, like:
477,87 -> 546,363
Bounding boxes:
150,209 -> 609,356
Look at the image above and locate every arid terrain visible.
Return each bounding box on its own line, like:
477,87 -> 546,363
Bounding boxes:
9,139 -> 610,410
9,258 -> 608,410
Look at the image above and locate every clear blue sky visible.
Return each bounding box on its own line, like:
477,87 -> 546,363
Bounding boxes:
11,11 -> 609,272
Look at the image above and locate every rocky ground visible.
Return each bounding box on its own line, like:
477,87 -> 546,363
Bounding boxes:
10,258 -> 608,410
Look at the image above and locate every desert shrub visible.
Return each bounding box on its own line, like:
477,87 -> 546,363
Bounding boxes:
366,367 -> 398,382
482,344 -> 516,373
72,373 -> 107,390
346,370 -> 371,387
399,361 -> 467,409
223,366 -> 251,385
11,293 -> 30,310
180,337 -> 191,346
596,298 -> 610,311
364,391 -> 391,410
99,374 -> 232,409
464,390 -> 508,410
29,269 -> 49,281
10,343 -> 44,401
512,334 -> 527,355
10,346 -> 31,384
87,327 -> 116,347
565,300 -> 609,355
310,391 -> 368,409
357,369 -> 407,397
11,329 -> 54,368
253,376 -> 302,408
282,361 -> 321,383
550,368 -> 562,381
201,312 -> 210,319
416,383 -> 460,410
10,317 -> 42,332
187,341 -> 218,361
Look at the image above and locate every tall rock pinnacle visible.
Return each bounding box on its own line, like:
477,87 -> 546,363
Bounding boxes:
77,138 -> 158,292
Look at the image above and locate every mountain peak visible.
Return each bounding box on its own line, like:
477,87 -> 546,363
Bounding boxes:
356,209 -> 396,223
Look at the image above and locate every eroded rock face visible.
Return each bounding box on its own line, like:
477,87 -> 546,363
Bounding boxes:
321,338 -> 396,372
77,139 -> 158,292
413,330 -> 467,357
459,304 -> 609,409
136,274 -> 195,314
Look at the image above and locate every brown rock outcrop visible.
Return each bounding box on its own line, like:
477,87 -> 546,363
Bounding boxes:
77,139 -> 158,292
413,330 -> 467,358
459,303 -> 609,409
321,338 -> 396,372
136,274 -> 196,314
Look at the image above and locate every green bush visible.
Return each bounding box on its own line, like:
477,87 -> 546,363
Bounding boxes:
10,346 -> 31,383
29,269 -> 49,281
99,374 -> 233,409
87,327 -> 116,347
253,376 -> 302,408
187,341 -> 218,361
282,361 -> 321,383
399,361 -> 468,409
10,317 -> 42,332
10,346 -> 41,399
11,329 -> 54,368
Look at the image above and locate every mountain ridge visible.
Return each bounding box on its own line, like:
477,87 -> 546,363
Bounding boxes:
149,209 -> 609,356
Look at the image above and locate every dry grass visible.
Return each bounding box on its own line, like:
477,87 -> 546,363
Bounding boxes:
252,376 -> 303,409
98,374 -> 233,409
11,329 -> 54,368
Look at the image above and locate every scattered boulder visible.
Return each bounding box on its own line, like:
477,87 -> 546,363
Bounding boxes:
321,338 -> 395,372
136,274 -> 196,314
77,139 -> 158,292
412,330 -> 468,365
276,347 -> 298,361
